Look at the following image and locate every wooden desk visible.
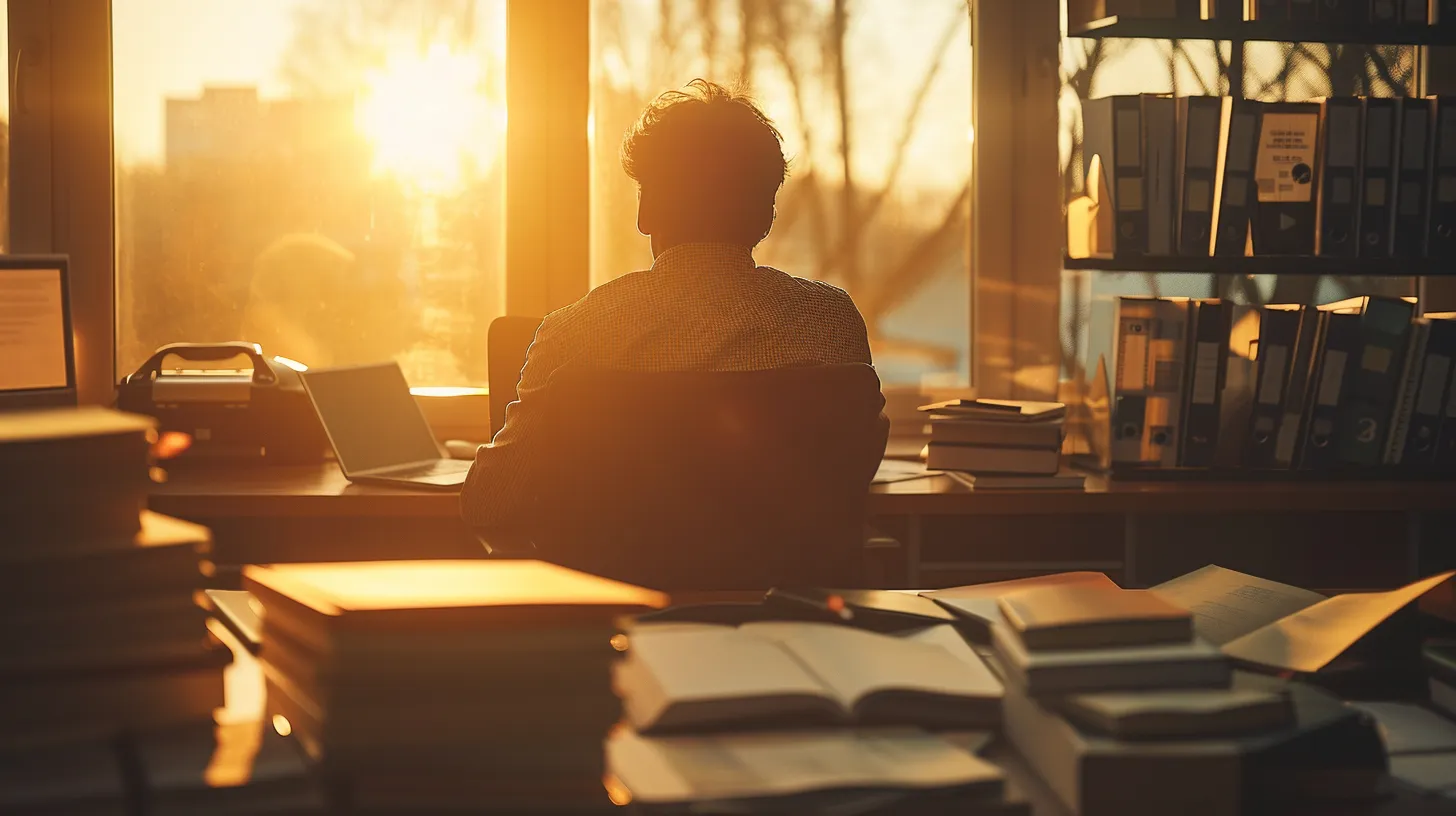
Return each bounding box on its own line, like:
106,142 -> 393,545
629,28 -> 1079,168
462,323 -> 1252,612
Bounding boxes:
152,463 -> 1456,591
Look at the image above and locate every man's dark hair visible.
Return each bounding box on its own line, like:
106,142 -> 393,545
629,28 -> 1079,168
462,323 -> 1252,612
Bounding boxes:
622,79 -> 787,247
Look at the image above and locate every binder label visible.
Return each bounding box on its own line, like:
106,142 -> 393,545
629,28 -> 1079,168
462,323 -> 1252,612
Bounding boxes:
1317,350 -> 1348,407
1419,355 -> 1453,416
1327,104 -> 1359,168
1440,177 -> 1456,204
1257,344 -> 1289,405
1255,113 -> 1318,203
1187,110 -> 1218,169
1119,329 -> 1149,391
1116,109 -> 1140,168
1186,178 -> 1212,212
1361,344 -> 1393,374
1366,106 -> 1393,168
1117,178 -> 1144,212
1191,342 -> 1221,405
1402,110 -> 1429,171
1366,177 -> 1388,206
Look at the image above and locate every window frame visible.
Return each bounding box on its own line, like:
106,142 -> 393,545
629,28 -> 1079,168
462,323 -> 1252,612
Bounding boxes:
20,0 -> 1056,431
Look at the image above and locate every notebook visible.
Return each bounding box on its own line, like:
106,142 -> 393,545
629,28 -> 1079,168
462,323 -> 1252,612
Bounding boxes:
998,584 -> 1192,650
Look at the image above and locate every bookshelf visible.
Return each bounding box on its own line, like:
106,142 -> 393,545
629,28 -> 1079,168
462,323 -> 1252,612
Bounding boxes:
1060,8 -> 1451,482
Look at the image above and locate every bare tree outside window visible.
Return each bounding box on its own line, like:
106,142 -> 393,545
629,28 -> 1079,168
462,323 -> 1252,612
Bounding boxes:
593,0 -> 973,388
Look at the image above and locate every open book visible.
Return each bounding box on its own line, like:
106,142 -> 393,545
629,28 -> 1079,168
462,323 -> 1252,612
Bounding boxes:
615,622 -> 1002,733
1150,565 -> 1456,674
607,728 -> 1004,805
918,566 -> 1454,674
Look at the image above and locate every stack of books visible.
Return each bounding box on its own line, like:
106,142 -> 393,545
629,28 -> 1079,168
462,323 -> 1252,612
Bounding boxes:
244,559 -> 668,812
920,399 -> 1083,488
0,407 -> 228,749
988,578 -> 1391,815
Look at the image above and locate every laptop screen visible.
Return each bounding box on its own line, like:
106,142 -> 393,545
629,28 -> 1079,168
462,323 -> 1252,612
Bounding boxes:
302,363 -> 442,474
0,265 -> 71,394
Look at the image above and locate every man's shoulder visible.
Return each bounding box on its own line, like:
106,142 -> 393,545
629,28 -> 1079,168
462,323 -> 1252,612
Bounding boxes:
760,267 -> 863,318
540,267 -> 661,328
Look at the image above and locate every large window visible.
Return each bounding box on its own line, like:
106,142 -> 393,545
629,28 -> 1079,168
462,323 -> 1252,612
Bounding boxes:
0,2 -> 9,251
112,0 -> 506,386
591,0 -> 973,388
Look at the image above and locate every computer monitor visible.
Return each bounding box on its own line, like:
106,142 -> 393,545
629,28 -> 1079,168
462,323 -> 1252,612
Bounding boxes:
0,255 -> 76,410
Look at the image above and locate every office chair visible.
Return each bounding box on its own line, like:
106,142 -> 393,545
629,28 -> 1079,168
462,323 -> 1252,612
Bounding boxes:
486,316 -> 543,440
484,364 -> 890,592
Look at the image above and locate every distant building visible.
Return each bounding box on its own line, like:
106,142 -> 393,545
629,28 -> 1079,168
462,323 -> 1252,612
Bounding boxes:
164,86 -> 367,176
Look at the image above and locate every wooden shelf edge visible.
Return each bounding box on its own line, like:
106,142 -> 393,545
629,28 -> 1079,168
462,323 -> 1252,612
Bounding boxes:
1068,15 -> 1456,45
1062,253 -> 1451,276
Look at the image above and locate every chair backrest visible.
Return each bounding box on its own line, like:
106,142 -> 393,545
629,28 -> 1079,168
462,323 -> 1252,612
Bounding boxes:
487,316 -> 543,439
523,364 -> 888,592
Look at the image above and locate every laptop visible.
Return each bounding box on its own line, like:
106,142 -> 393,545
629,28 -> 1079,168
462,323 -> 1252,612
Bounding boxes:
299,362 -> 472,489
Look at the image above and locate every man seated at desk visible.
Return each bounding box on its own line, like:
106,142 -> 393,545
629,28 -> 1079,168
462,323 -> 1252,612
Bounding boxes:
460,79 -> 873,530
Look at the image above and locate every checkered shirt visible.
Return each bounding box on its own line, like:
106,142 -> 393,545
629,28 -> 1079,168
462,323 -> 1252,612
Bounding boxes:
460,242 -> 873,530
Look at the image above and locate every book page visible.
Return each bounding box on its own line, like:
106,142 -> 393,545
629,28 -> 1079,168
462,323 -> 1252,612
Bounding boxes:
739,622 -> 1001,710
926,596 -> 1004,630
621,625 -> 832,728
608,728 -> 1002,804
1150,565 -> 1325,646
1221,571 -> 1455,673
898,624 -> 1003,682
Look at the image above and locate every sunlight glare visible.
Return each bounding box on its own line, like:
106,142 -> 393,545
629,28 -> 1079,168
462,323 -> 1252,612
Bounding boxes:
356,43 -> 502,194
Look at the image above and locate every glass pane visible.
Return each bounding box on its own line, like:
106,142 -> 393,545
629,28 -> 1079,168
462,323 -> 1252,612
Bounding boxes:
113,0 -> 506,386
591,0 -> 972,388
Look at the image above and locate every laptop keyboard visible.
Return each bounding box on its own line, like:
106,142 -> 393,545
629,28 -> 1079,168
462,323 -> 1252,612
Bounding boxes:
385,460 -> 468,478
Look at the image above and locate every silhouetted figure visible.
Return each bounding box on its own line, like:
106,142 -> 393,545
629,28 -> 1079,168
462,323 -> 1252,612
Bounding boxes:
461,79 -> 873,532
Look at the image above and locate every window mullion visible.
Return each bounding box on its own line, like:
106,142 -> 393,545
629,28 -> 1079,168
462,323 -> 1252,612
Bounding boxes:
505,0 -> 590,318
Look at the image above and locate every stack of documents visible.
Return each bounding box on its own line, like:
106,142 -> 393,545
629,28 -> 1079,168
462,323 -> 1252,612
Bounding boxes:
245,559 -> 667,812
0,408 -> 228,751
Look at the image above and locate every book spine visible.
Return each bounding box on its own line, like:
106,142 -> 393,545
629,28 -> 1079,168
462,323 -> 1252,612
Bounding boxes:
1384,321 -> 1429,466
1246,308 -> 1301,468
1334,297 -> 1415,466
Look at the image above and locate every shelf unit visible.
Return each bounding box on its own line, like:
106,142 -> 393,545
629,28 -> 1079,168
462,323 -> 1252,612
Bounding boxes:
1060,11 -> 1449,481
